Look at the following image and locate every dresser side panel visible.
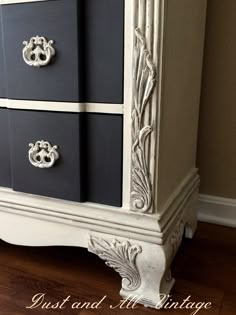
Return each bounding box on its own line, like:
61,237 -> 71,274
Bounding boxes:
157,0 -> 207,209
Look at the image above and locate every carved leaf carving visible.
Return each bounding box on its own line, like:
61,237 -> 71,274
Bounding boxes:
89,237 -> 142,292
131,28 -> 157,213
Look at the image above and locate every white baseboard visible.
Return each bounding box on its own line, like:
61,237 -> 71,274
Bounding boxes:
198,194 -> 236,228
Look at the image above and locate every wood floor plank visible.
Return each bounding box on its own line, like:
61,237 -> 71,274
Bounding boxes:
173,223 -> 236,294
220,292 -> 236,315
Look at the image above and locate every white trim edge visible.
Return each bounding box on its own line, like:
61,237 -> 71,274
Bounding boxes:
0,0 -> 45,4
0,98 -> 7,108
0,99 -> 123,115
198,194 -> 236,228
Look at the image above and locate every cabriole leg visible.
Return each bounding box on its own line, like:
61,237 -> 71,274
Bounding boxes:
88,233 -> 177,309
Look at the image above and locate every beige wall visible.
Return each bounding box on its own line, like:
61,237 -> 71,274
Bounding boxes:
197,0 -> 236,199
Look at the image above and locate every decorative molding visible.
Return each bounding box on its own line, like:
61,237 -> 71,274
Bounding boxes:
0,169 -> 200,245
131,1 -> 157,213
198,194 -> 236,228
0,187 -> 163,245
28,140 -> 59,169
23,36 -> 55,67
89,236 -> 142,291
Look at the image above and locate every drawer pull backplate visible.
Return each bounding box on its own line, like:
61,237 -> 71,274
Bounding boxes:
23,36 -> 55,67
28,140 -> 59,169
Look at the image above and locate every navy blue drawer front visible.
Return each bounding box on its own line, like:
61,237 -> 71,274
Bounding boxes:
2,0 -> 124,103
9,110 -> 123,207
9,110 -> 85,202
0,8 -> 6,98
85,114 -> 123,207
0,109 -> 12,187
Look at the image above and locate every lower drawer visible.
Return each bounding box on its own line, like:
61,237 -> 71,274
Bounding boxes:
9,110 -> 84,202
8,110 -> 123,206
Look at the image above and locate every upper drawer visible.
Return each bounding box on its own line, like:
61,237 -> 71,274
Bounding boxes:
1,0 -> 124,103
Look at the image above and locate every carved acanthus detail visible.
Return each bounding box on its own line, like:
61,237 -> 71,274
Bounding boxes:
88,236 -> 142,292
131,28 -> 156,213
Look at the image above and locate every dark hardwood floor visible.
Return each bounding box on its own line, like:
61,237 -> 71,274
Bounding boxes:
0,222 -> 235,314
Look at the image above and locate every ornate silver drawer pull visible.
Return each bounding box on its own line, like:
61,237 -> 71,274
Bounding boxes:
28,140 -> 59,169
23,36 -> 55,67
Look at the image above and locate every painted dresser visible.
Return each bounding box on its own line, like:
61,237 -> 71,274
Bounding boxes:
0,0 -> 207,308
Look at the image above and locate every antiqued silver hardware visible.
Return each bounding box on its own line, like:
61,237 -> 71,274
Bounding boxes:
23,36 -> 55,67
28,140 -> 59,169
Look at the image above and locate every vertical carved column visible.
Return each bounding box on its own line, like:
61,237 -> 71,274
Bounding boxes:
131,0 -> 161,213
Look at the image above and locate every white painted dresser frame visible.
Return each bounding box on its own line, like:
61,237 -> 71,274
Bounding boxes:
0,0 -> 205,308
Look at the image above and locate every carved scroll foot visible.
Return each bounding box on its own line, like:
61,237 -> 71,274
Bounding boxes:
88,234 -> 176,309
119,244 -> 175,309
